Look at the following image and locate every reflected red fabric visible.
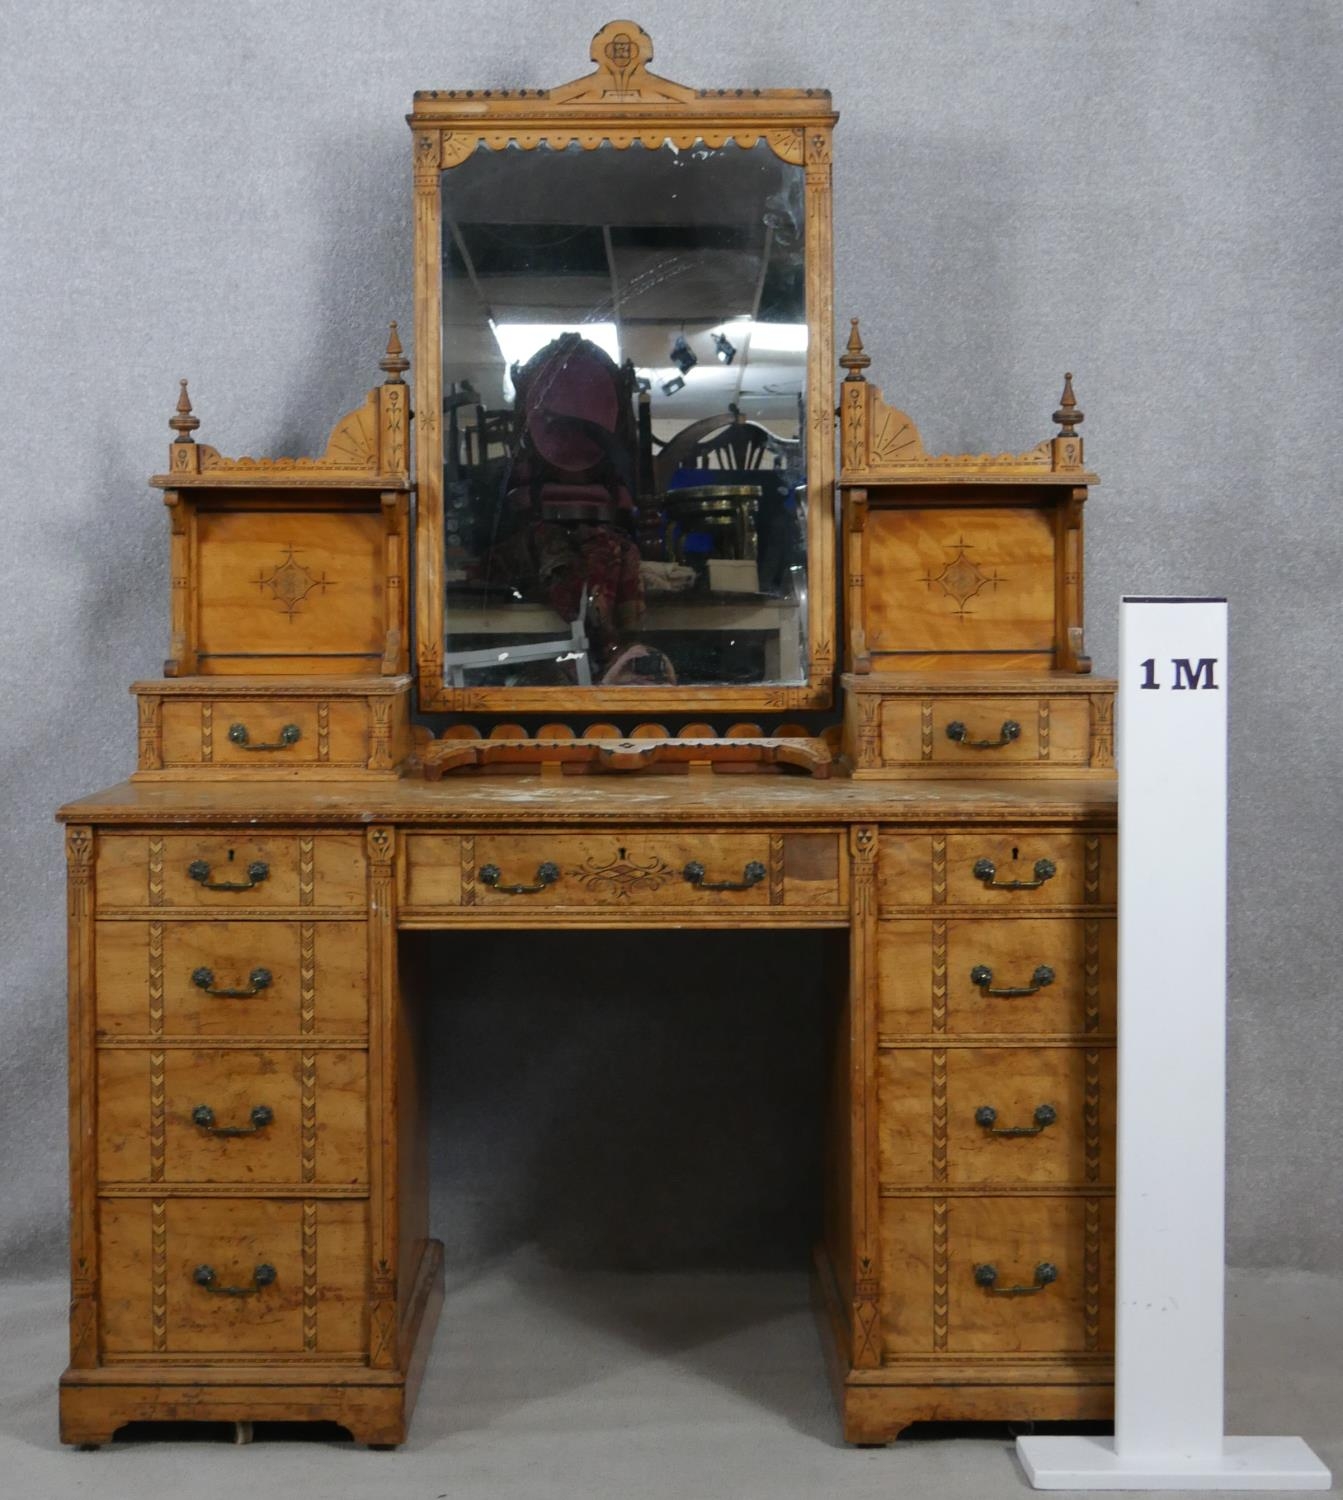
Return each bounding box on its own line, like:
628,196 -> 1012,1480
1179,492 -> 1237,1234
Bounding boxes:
524,345 -> 619,473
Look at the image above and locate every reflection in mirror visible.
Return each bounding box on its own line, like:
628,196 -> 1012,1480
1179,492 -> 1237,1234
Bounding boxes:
440,140 -> 808,690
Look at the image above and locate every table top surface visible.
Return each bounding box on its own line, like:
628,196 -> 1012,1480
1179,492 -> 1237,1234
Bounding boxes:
58,773 -> 1118,827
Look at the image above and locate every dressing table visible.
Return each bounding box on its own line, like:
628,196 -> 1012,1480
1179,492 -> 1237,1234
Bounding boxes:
57,21 -> 1117,1448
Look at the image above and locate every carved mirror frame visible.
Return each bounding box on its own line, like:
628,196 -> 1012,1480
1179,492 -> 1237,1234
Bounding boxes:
409,20 -> 838,714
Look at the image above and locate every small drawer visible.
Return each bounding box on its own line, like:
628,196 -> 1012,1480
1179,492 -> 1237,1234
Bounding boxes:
162,699 -> 367,767
843,680 -> 1115,779
95,920 -> 369,1038
95,833 -> 366,910
887,697 -> 1092,766
404,830 -> 845,912
878,1046 -> 1115,1186
98,1197 -> 368,1356
880,1195 -> 1115,1356
97,1048 -> 367,1186
879,831 -> 1115,908
136,679 -> 412,778
878,918 -> 1116,1036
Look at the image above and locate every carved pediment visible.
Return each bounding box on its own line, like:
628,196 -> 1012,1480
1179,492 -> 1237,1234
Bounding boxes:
549,20 -> 696,105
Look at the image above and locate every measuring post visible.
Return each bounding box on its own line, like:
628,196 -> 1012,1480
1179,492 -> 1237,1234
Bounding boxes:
1016,598 -> 1330,1490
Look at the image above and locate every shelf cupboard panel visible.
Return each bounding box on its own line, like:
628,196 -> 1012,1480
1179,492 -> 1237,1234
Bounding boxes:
94,920 -> 369,1039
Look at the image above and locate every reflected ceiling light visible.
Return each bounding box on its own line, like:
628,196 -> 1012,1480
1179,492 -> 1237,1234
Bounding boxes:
661,375 -> 686,397
489,320 -> 621,369
712,332 -> 737,365
669,334 -> 698,374
743,321 -> 808,354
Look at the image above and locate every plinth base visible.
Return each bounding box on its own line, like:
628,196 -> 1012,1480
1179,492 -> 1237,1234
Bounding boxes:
1016,1433 -> 1332,1490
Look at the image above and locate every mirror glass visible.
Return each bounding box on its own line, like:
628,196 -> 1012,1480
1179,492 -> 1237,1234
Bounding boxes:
440,139 -> 808,690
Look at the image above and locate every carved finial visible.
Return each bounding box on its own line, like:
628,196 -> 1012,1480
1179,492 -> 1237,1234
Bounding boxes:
169,379 -> 199,443
381,321 -> 409,384
839,318 -> 870,382
1053,372 -> 1083,437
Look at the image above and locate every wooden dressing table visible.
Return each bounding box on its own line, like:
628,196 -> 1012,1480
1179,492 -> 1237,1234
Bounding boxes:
57,21 -> 1118,1449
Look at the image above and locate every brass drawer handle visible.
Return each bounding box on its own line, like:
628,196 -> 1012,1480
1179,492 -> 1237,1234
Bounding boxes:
193,1263 -> 277,1297
947,719 -> 1021,750
192,1103 -> 274,1137
191,966 -> 272,998
973,1262 -> 1058,1297
972,856 -> 1056,891
970,963 -> 1055,998
682,859 -> 767,892
479,861 -> 561,895
187,859 -> 270,892
228,721 -> 301,751
975,1103 -> 1058,1137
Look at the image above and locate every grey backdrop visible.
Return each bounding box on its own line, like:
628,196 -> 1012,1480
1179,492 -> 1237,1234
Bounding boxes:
2,0 -> 1340,1278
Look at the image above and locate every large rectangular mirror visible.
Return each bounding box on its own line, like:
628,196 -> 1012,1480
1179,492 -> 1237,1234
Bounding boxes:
411,23 -> 836,713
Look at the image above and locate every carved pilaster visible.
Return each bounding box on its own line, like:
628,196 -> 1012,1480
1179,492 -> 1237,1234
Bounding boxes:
1089,691 -> 1115,768
136,694 -> 162,771
368,697 -> 394,772
366,826 -> 399,1368
65,826 -> 98,1367
848,824 -> 881,1367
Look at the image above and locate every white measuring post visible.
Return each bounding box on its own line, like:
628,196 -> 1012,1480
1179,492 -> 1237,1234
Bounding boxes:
1016,598 -> 1331,1490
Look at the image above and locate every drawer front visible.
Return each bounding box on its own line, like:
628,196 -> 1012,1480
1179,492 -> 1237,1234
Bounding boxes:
95,833 -> 367,910
97,1049 -> 367,1186
879,832 -> 1115,908
95,921 -> 369,1038
160,699 -> 370,768
98,1197 -> 367,1356
406,830 -> 844,910
878,1047 -> 1115,1186
880,697 -> 1092,767
878,918 -> 1116,1036
880,1195 -> 1115,1355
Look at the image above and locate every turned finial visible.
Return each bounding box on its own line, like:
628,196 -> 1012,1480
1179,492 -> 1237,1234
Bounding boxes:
380,321 -> 409,384
839,318 -> 870,382
1053,372 -> 1083,437
169,379 -> 199,443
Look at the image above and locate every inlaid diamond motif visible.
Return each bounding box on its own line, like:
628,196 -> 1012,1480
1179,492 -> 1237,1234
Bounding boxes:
920,537 -> 1003,619
255,545 -> 332,621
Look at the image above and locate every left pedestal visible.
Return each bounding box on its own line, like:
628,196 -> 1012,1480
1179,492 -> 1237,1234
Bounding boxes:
57,818 -> 436,1446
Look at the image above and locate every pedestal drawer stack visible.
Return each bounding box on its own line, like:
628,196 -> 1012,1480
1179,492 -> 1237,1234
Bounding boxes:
60,823 -> 417,1444
868,825 -> 1117,1433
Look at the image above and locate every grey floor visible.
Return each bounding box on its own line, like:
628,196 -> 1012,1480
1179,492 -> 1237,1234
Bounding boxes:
0,1257 -> 1337,1500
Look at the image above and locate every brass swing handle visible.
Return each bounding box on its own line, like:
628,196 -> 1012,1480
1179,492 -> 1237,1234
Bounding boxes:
228,722 -> 301,751
193,1263 -> 277,1297
946,719 -> 1021,750
975,1102 -> 1058,1137
683,860 -> 767,892
191,966 -> 272,998
970,963 -> 1055,998
479,861 -> 560,895
192,1103 -> 274,1137
973,1261 -> 1058,1297
972,856 -> 1056,891
187,859 -> 269,892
